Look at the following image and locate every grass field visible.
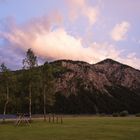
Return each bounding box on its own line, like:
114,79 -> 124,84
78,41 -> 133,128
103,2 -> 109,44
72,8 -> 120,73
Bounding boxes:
0,117 -> 140,140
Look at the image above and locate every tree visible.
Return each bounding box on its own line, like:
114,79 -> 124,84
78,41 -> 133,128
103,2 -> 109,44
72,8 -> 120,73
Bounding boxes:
42,62 -> 55,121
0,63 -> 11,122
23,48 -> 38,69
23,48 -> 38,120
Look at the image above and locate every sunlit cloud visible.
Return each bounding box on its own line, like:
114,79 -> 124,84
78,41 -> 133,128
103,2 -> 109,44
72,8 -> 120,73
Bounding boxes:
120,53 -> 140,70
66,0 -> 99,25
0,15 -> 140,70
110,21 -> 130,41
0,1 -> 140,70
0,16 -> 121,66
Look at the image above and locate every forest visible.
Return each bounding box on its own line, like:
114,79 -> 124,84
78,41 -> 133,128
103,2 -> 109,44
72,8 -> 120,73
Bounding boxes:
0,49 -> 140,119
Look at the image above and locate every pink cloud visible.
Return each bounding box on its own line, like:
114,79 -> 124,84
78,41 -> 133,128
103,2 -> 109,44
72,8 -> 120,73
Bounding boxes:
66,0 -> 99,25
0,13 -> 140,70
110,21 -> 130,41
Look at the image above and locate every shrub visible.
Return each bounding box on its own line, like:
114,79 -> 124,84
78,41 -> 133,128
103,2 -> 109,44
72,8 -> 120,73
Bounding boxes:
135,113 -> 140,117
112,113 -> 119,117
120,110 -> 129,117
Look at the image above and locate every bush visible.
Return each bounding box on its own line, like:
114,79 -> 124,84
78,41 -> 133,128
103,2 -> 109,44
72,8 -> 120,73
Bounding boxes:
112,113 -> 119,117
120,110 -> 129,117
135,113 -> 140,117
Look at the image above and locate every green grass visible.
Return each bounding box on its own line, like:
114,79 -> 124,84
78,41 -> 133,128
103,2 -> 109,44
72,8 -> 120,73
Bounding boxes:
0,117 -> 140,140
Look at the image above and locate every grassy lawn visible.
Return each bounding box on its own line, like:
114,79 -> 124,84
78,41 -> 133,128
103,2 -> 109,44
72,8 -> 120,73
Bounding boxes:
0,117 -> 140,140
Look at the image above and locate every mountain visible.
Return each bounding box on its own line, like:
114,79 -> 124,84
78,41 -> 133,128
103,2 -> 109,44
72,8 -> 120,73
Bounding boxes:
52,59 -> 140,93
0,58 -> 140,114
95,59 -> 140,90
51,59 -> 140,114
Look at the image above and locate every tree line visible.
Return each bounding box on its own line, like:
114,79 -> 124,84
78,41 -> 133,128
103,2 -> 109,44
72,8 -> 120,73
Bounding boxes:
1,49 -> 140,118
0,49 -> 55,121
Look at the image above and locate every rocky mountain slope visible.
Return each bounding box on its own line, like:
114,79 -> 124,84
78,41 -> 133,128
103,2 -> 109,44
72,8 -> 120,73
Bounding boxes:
52,59 -> 140,93
0,58 -> 140,114
51,59 -> 140,114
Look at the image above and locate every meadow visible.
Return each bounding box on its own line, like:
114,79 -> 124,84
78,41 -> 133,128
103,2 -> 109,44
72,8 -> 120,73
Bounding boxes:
0,116 -> 140,140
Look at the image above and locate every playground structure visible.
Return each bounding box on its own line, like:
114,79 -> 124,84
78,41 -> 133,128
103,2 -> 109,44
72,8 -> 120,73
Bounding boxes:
15,113 -> 31,126
0,113 -> 63,126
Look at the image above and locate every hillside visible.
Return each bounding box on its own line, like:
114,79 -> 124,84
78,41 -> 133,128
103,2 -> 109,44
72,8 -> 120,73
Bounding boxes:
49,59 -> 140,114
0,59 -> 140,114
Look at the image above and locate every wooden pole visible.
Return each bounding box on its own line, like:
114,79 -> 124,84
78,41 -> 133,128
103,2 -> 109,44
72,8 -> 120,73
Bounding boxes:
60,115 -> 63,124
48,114 -> 51,123
56,115 -> 58,123
52,114 -> 54,123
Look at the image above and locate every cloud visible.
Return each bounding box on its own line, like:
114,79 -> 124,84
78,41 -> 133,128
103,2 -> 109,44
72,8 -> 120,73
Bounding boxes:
66,0 -> 99,25
90,42 -> 140,69
0,16 -> 122,68
110,21 -> 130,41
89,42 -> 121,63
0,26 -> 95,63
0,15 -> 140,70
0,16 -> 94,64
120,53 -> 140,70
32,29 -> 87,60
0,19 -> 129,68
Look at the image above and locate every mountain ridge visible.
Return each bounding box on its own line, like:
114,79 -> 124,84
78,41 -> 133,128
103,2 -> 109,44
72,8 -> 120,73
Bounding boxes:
0,58 -> 140,114
52,58 -> 140,92
50,58 -> 140,113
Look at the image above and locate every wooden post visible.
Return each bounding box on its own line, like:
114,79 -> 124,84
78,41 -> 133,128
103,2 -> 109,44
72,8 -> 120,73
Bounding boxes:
48,114 -> 51,123
52,114 -> 54,123
56,115 -> 58,123
60,115 -> 63,124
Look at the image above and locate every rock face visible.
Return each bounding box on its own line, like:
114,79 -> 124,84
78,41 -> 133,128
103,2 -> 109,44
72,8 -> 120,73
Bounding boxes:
52,59 -> 140,94
51,59 -> 140,114
94,59 -> 140,90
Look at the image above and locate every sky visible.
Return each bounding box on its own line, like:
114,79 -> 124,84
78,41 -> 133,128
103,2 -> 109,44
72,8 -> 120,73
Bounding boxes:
0,0 -> 140,70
